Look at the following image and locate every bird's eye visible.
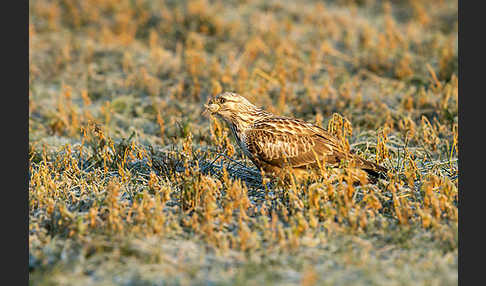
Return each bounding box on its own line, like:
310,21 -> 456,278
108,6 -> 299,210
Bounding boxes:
219,97 -> 226,104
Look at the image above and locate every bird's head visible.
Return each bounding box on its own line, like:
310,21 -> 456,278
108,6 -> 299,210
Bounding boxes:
204,92 -> 257,120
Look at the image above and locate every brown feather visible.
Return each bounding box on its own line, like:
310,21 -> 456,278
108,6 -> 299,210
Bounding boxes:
205,92 -> 388,181
245,117 -> 359,171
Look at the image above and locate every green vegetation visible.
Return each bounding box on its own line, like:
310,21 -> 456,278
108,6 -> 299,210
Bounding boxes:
29,0 -> 458,285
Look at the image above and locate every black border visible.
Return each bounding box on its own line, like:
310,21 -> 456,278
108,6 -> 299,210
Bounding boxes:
6,0 -> 29,284
458,0 -> 479,285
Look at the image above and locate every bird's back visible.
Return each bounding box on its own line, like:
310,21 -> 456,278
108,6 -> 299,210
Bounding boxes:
242,116 -> 387,177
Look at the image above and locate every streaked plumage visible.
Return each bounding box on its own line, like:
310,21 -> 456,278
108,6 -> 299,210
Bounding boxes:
204,92 -> 387,181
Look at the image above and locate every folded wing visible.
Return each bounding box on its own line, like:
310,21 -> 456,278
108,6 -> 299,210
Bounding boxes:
244,117 -> 350,169
244,117 -> 387,176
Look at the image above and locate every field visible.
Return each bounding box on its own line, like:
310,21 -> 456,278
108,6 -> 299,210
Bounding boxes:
29,0 -> 458,285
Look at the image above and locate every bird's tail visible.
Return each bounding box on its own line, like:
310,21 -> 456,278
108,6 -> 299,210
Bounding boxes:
355,156 -> 388,180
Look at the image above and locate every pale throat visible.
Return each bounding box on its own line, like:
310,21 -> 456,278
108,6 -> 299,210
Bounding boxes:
225,107 -> 270,133
223,113 -> 255,135
222,112 -> 257,158
218,105 -> 272,159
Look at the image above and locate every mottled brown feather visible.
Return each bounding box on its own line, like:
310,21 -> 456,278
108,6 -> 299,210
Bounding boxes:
244,117 -> 377,172
205,92 -> 388,180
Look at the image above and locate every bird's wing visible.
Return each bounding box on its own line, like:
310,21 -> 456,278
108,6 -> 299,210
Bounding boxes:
244,117 -> 350,169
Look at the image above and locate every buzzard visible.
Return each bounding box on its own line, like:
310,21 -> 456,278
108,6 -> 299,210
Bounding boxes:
204,92 -> 387,182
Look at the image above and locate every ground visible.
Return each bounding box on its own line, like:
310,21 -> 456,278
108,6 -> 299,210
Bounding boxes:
29,0 -> 458,285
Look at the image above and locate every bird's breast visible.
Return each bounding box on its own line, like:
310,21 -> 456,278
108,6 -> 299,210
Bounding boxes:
236,132 -> 253,158
229,125 -> 253,159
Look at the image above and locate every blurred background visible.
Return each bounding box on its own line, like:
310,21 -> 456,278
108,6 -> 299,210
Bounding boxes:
29,0 -> 457,148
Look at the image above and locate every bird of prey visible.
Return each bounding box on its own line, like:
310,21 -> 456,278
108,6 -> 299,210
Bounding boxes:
204,92 -> 387,182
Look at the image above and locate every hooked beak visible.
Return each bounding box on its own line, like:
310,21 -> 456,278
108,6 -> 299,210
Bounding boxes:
203,103 -> 220,115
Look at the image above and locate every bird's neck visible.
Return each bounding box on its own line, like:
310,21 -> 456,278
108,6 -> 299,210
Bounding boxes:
223,108 -> 272,135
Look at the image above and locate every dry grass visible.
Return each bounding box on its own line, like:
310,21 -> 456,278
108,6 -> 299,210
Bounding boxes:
29,0 -> 457,285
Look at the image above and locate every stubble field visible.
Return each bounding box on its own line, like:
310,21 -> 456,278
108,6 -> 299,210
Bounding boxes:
29,0 -> 458,285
